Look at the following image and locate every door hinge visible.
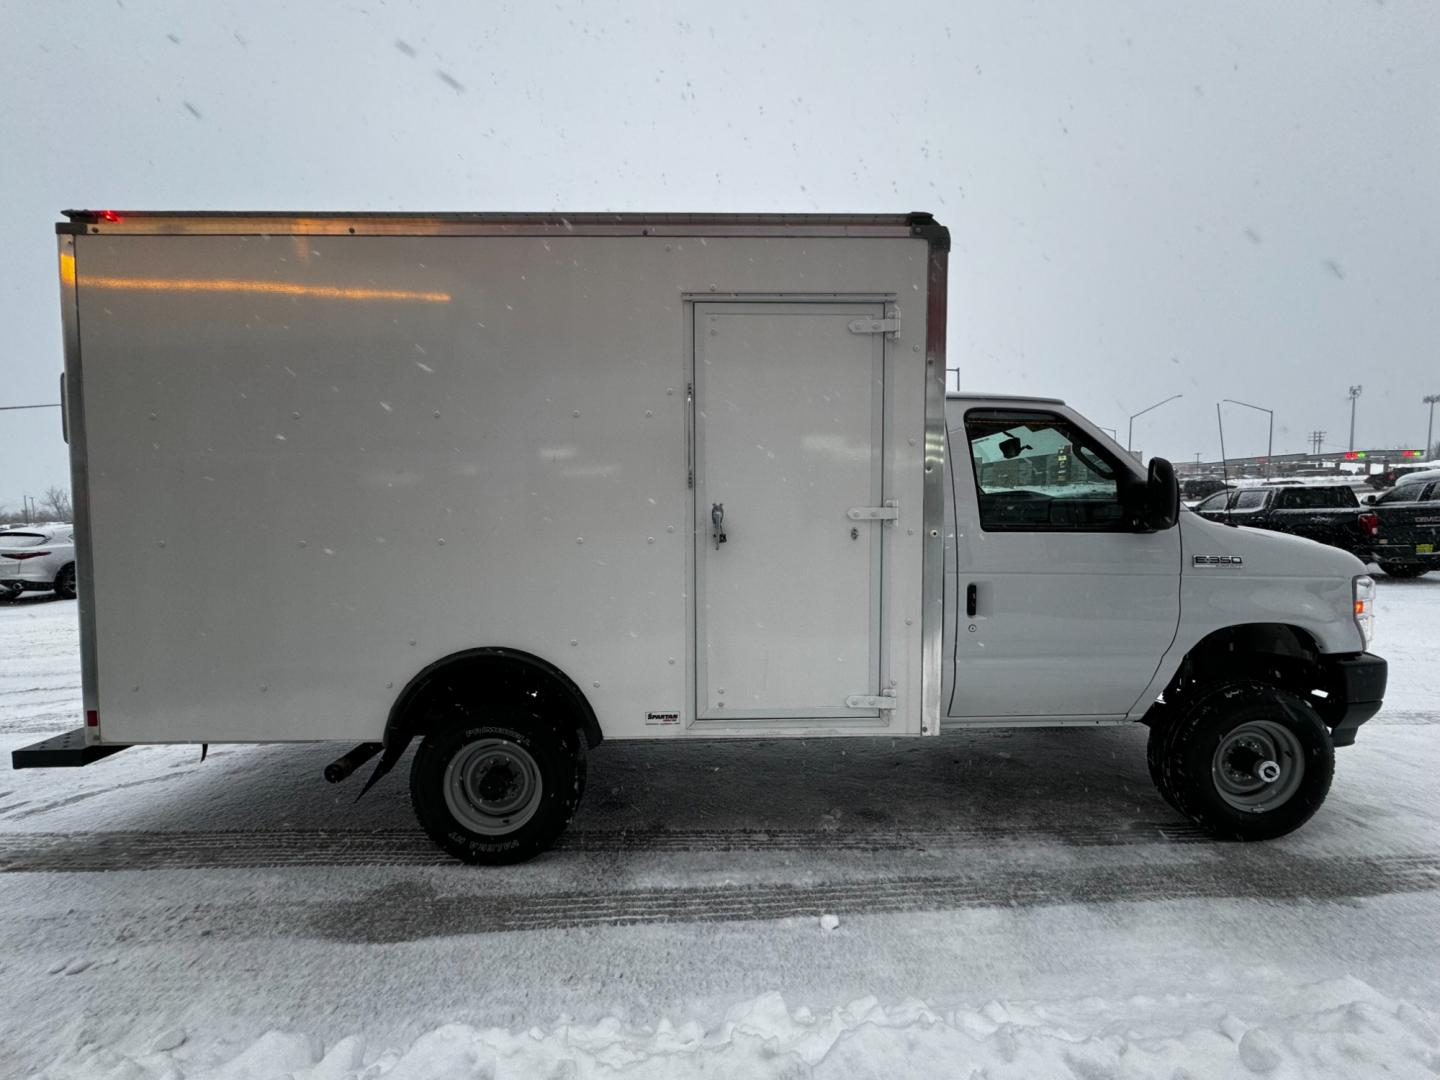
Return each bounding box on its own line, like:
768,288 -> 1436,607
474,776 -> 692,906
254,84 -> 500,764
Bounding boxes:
848,312 -> 900,338
845,693 -> 897,710
847,505 -> 899,522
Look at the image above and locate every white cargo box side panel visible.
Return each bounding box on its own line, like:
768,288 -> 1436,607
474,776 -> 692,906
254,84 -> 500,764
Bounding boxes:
70,230 -> 936,743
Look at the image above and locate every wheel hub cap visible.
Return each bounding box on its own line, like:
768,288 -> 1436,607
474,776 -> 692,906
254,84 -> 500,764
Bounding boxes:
443,739 -> 543,835
1212,719 -> 1304,813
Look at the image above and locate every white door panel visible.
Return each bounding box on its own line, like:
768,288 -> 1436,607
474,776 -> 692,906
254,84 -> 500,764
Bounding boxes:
694,303 -> 886,720
945,406 -> 1181,718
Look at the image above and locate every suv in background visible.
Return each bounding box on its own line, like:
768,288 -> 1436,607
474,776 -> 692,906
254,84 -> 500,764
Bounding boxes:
0,525 -> 77,600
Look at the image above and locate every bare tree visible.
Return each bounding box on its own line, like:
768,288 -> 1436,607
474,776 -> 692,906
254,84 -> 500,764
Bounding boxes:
41,486 -> 72,521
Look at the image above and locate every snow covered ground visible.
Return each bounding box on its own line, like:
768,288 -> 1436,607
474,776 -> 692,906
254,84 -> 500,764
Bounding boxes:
2,578 -> 1438,1078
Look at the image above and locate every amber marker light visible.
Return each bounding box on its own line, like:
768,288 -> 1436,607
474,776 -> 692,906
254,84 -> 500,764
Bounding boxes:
71,272 -> 449,304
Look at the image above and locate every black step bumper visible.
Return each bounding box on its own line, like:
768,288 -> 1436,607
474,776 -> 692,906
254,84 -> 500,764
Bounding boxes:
11,728 -> 130,769
1325,652 -> 1387,748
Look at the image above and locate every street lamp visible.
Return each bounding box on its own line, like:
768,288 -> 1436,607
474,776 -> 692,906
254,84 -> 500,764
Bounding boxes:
1347,385 -> 1363,451
1127,394 -> 1184,455
1425,394 -> 1440,462
1222,398 -> 1274,476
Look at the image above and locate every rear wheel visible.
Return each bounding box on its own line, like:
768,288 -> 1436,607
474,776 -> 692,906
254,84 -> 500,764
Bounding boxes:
1378,562 -> 1428,579
1154,680 -> 1333,840
409,706 -> 586,865
53,563 -> 77,599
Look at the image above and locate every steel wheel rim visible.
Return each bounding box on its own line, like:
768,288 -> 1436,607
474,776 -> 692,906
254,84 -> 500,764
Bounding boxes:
1212,719 -> 1304,812
443,738 -> 543,835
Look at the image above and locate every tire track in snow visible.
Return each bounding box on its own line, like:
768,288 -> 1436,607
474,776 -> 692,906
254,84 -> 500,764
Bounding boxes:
0,821 -> 1217,872
308,852 -> 1440,941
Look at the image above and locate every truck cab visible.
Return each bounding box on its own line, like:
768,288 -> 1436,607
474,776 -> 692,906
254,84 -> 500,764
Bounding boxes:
942,393 -> 1385,838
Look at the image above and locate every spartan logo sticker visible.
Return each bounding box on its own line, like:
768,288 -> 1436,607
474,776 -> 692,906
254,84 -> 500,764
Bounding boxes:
645,710 -> 681,726
1193,554 -> 1244,568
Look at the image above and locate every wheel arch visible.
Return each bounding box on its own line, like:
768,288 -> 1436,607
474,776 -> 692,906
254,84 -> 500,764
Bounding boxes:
1144,622 -> 1350,727
385,646 -> 603,751
1183,622 -> 1323,668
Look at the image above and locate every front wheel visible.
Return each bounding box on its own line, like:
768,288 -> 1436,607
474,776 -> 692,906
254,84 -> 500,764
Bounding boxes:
410,707 -> 586,865
1153,681 -> 1334,841
1378,562 -> 1428,579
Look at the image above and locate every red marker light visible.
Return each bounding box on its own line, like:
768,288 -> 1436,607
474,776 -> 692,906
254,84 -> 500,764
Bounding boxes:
99,210 -> 122,222
86,709 -> 99,727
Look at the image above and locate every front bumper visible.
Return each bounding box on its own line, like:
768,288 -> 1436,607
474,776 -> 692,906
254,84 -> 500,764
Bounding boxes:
1324,652 -> 1387,747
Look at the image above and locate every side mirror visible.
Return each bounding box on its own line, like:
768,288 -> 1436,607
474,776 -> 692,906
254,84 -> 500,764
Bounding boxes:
1364,494 -> 1376,505
1143,457 -> 1180,530
999,435 -> 1024,460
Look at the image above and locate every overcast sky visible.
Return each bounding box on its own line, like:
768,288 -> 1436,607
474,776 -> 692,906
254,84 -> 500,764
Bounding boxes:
3,1 -> 1438,506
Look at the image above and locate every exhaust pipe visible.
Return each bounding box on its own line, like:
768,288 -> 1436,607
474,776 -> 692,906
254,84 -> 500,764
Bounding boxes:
324,741 -> 383,784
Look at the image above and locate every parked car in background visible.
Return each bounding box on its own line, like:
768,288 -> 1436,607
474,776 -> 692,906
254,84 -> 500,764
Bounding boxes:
1368,468 -> 1440,499
0,525 -> 76,599
1366,464 -> 1436,490
1364,475 -> 1440,578
1193,484 -> 1378,558
1180,477 -> 1229,504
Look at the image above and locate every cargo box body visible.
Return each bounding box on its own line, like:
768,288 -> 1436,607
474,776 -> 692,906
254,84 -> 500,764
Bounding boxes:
57,213 -> 948,746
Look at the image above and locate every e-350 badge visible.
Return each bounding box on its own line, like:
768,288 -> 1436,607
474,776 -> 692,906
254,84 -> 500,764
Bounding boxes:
1193,554 -> 1244,567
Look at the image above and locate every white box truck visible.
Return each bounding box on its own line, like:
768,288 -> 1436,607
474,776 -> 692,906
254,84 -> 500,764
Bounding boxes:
13,211 -> 1387,863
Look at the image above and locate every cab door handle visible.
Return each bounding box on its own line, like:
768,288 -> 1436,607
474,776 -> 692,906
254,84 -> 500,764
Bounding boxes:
966,583 -> 978,618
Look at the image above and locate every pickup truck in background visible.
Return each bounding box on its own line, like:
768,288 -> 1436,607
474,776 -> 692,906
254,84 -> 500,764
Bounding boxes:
1363,475 -> 1440,578
1193,483 -> 1378,559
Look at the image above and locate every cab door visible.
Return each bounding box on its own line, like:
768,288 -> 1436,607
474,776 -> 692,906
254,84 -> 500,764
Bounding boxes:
945,404 -> 1182,719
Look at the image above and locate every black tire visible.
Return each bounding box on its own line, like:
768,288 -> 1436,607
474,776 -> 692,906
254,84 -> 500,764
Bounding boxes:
1378,562 -> 1428,579
1157,680 -> 1333,841
1144,704 -> 1184,814
53,563 -> 77,600
409,706 -> 586,865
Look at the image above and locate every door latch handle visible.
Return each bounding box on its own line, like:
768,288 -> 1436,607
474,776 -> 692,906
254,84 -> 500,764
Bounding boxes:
711,502 -> 727,549
966,583 -> 978,618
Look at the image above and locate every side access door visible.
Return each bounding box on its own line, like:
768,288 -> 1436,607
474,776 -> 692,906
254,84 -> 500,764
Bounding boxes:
692,302 -> 893,725
946,404 -> 1182,719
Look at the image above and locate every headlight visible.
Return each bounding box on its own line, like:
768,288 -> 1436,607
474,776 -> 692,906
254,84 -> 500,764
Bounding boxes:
1353,575 -> 1376,649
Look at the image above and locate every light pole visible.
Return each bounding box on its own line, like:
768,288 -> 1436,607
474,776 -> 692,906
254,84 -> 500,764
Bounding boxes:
1425,394 -> 1440,461
1127,393 -> 1184,457
1347,385 -> 1363,451
1222,398 -> 1274,476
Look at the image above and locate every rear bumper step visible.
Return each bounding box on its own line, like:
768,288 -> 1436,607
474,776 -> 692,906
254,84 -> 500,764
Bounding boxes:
12,728 -> 130,769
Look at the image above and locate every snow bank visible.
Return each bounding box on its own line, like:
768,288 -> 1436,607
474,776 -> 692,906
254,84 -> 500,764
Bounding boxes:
34,975 -> 1439,1080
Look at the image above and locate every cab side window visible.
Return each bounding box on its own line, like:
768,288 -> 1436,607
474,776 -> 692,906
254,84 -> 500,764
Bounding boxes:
964,409 -> 1129,531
